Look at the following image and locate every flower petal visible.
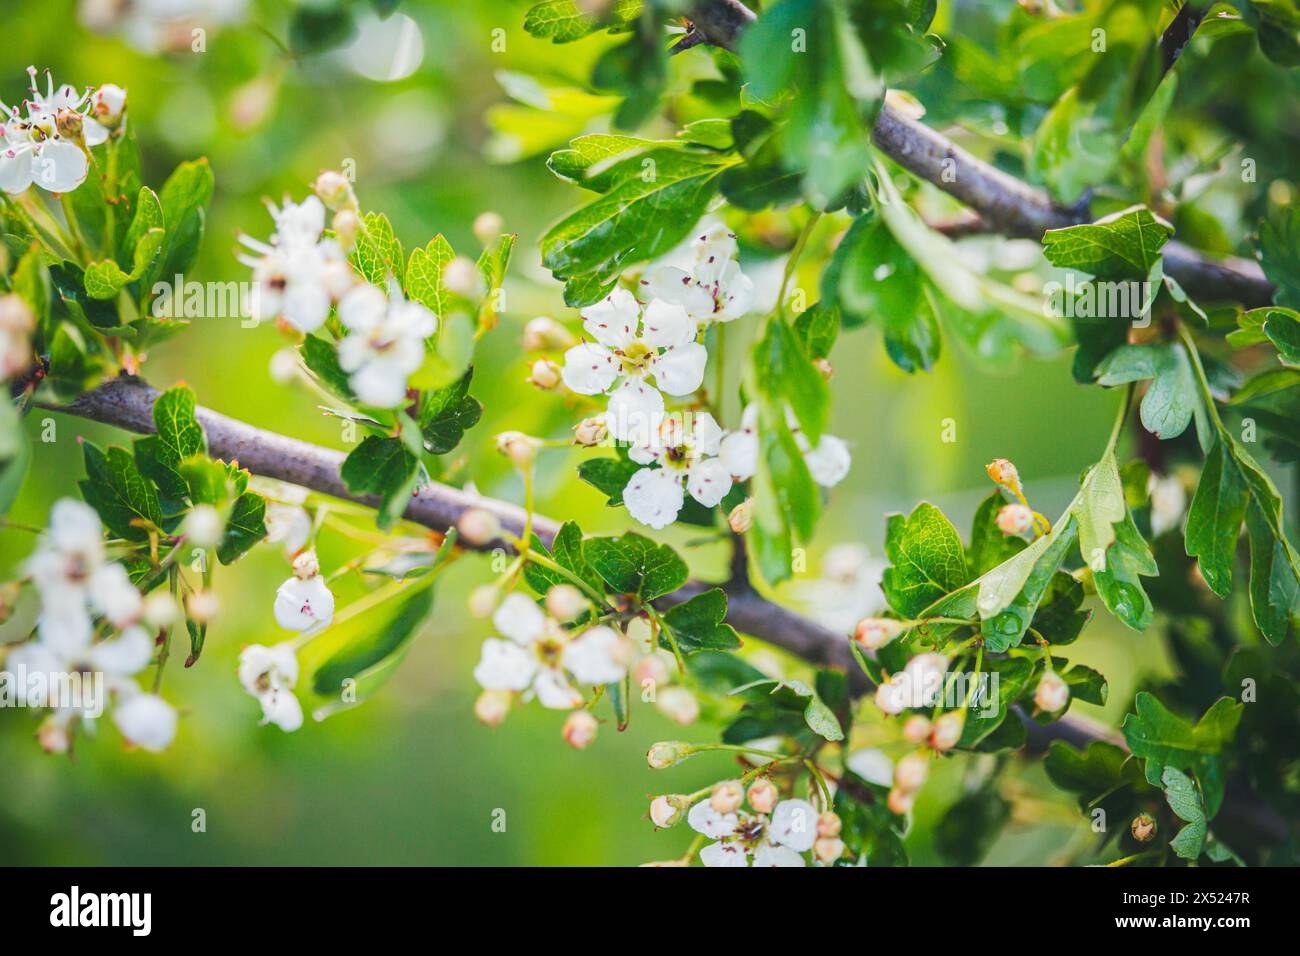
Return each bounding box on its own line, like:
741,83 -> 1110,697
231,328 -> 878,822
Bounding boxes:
88,625 -> 153,677
473,637 -> 536,692
113,692 -> 177,752
33,140 -> 87,193
492,592 -> 547,645
690,411 -> 723,457
769,798 -> 817,852
562,625 -> 626,686
805,434 -> 851,487
273,575 -> 336,631
604,379 -> 664,444
686,456 -> 732,508
699,840 -> 749,867
337,283 -> 388,332
0,148 -> 34,194
623,467 -> 684,530
532,666 -> 583,709
581,287 -> 639,349
560,342 -> 619,395
752,843 -> 806,867
719,430 -> 758,480
688,799 -> 739,839
649,342 -> 707,396
640,299 -> 694,349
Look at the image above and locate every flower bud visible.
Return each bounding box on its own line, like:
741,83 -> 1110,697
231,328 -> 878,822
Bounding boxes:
901,714 -> 932,744
986,458 -> 1020,490
1034,670 -> 1070,713
929,711 -> 964,751
545,584 -> 587,623
229,75 -> 276,131
728,498 -> 753,534
817,811 -> 842,838
894,751 -> 929,793
90,83 -> 127,127
473,211 -> 505,245
854,616 -> 902,650
55,108 -> 84,141
37,715 -> 70,754
1131,813 -> 1157,843
269,348 -> 300,384
183,504 -> 224,548
457,507 -> 502,546
646,740 -> 693,770
814,836 -> 845,863
562,709 -> 599,749
495,431 -> 540,470
468,585 -> 498,619
710,779 -> 744,814
747,778 -> 778,814
649,794 -> 690,829
655,686 -> 699,725
523,316 -> 576,352
292,550 -> 321,581
142,591 -> 179,630
186,589 -> 220,624
313,170 -> 352,210
474,689 -> 512,727
887,787 -> 915,815
633,653 -> 671,688
875,677 -> 908,716
528,359 -> 561,391
573,416 -> 608,447
813,357 -> 833,380
444,256 -> 478,297
329,208 -> 361,250
996,503 -> 1034,536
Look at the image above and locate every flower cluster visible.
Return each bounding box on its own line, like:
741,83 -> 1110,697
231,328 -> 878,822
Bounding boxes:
719,403 -> 852,489
684,784 -> 821,867
6,500 -> 176,752
0,67 -> 123,195
638,225 -> 755,325
622,411 -> 733,530
335,282 -> 437,408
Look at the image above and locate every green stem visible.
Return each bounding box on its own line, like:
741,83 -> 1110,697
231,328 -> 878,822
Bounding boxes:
1176,322 -> 1226,433
1104,381 -> 1136,456
777,212 -> 821,320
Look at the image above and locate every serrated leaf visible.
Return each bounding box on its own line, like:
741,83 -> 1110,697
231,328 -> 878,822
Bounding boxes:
523,0 -> 641,43
882,502 -> 971,618
340,435 -> 421,531
1122,693 -> 1242,817
79,442 -> 163,541
217,491 -> 266,564
583,532 -> 687,600
418,368 -> 482,455
405,234 -> 455,318
350,212 -> 405,287
661,589 -> 741,654
1042,206 -> 1174,279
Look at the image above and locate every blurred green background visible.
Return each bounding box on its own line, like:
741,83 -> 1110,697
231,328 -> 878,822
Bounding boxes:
0,0 -> 1189,866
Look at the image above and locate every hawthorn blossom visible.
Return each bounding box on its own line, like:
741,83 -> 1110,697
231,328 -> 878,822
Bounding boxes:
719,403 -> 852,488
0,68 -> 112,195
622,412 -> 732,530
0,293 -> 35,380
1148,472 -> 1187,537
273,552 -> 334,632
237,642 -> 303,731
640,225 -> 755,324
336,282 -> 436,408
688,796 -> 818,867
560,288 -> 706,442
238,195 -> 355,333
472,593 -> 629,710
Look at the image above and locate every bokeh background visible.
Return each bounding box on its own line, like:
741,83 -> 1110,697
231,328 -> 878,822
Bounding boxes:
2,0 -> 1282,866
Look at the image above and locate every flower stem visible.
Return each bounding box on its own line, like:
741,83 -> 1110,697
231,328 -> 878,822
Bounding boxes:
778,212 -> 821,320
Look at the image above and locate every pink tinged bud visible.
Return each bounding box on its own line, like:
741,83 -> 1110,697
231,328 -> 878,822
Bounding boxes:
996,503 -> 1034,536
562,709 -> 598,750
90,83 -> 126,126
468,585 -> 498,619
186,589 -> 220,624
457,508 -> 502,547
854,616 -> 902,650
522,316 -> 575,352
495,431 -> 540,470
649,794 -> 690,829
443,256 -> 478,297
929,712 -> 964,752
646,740 -> 693,770
887,787 -> 915,815
269,348 -> 300,384
292,550 -> 321,580
986,458 -> 1020,489
473,211 -> 505,245
573,416 -> 607,447
710,779 -> 744,814
528,359 -> 561,391
544,584 -> 586,623
875,678 -> 907,716
901,714 -> 932,744
633,653 -> 671,687
655,686 -> 699,725
747,779 -> 779,814
313,170 -> 352,210
1131,813 -> 1157,842
814,836 -> 845,864
474,689 -> 512,727
331,209 -> 361,249
812,357 -> 833,380
1034,671 -> 1070,713
727,498 -> 753,534
37,716 -> 70,754
894,751 -> 929,793
816,811 -> 842,838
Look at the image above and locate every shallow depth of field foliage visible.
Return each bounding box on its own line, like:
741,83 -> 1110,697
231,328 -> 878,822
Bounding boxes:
1,0 -> 1298,866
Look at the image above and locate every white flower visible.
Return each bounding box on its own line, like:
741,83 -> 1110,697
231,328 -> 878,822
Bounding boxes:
640,225 -> 755,324
336,283 -> 436,407
719,403 -> 851,488
560,288 -> 707,441
1148,472 -> 1187,537
472,593 -> 627,710
0,293 -> 35,379
237,642 -> 303,732
1034,670 -> 1070,713
0,68 -> 110,195
89,83 -> 126,126
621,412 -> 733,530
113,691 -> 177,752
237,195 -> 355,332
273,571 -> 335,632
689,797 -> 817,867
264,502 -> 311,554
846,748 -> 895,787
87,562 -> 143,629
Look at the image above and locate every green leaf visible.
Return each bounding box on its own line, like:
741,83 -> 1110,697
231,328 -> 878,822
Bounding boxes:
1044,740 -> 1152,822
418,368 -> 482,455
0,397 -> 30,518
1257,205 -> 1300,310
217,492 -> 266,564
979,517 -> 1079,651
79,442 -> 164,541
967,492 -> 1025,576
881,502 -> 971,618
751,316 -> 829,442
157,158 -> 214,278
522,521 -> 605,597
340,436 -> 421,531
1042,206 -> 1174,280
308,585 -> 435,704
577,456 -> 640,506
1075,451 -> 1126,570
661,589 -> 741,654
1122,693 -> 1242,817
1161,766 -> 1207,860
582,532 -> 687,600
935,784 -> 1010,866
12,243 -> 51,339
523,0 -> 641,43
405,235 -> 455,319
793,300 -> 840,360
350,212 -> 405,287
152,385 -> 207,462
300,335 -> 355,400
1096,344 -> 1203,441
1185,439 -> 1249,597
1263,307 -> 1300,365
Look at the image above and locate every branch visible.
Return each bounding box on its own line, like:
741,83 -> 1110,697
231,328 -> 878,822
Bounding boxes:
687,0 -> 1275,308
41,376 -> 1285,846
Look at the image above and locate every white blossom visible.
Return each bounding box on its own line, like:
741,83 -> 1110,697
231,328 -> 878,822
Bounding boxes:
560,288 -> 706,442
237,642 -> 303,732
621,412 -> 733,530
1148,472 -> 1187,537
719,403 -> 851,488
113,691 -> 178,752
273,563 -> 335,632
689,796 -> 818,867
640,225 -> 755,325
0,68 -> 112,195
335,283 -> 436,408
